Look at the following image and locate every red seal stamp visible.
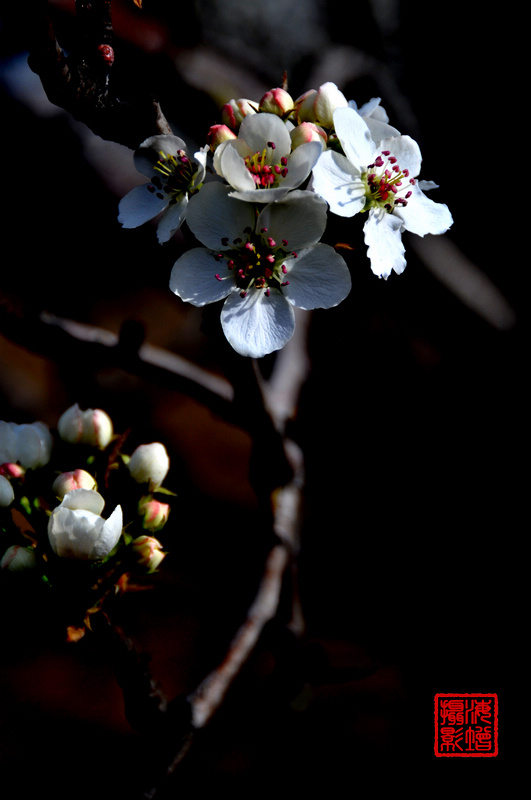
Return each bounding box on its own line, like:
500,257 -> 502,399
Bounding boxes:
434,693 -> 498,757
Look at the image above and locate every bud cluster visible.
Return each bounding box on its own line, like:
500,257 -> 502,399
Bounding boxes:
1,404 -> 176,620
206,81 -> 349,156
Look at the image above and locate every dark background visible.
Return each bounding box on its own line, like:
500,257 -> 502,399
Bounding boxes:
0,1 -> 524,797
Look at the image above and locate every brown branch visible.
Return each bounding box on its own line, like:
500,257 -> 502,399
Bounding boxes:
27,0 -> 172,148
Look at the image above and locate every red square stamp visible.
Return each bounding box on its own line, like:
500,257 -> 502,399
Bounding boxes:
434,693 -> 498,757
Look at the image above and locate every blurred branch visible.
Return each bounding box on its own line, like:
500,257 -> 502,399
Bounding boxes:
27,0 -> 172,148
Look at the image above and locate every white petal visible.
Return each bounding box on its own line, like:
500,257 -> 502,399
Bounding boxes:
239,113 -> 291,158
61,488 -> 106,516
363,210 -> 406,279
185,182 -> 256,249
282,245 -> 352,309
221,290 -> 295,358
395,186 -> 453,237
257,190 -> 328,250
0,475 -> 14,507
170,248 -> 235,306
219,143 -> 257,192
48,507 -> 103,559
134,134 -> 189,178
118,184 -> 168,229
379,135 -> 422,178
156,196 -> 188,243
213,139 -> 252,179
282,141 -> 323,187
333,106 -> 375,168
364,117 -> 401,146
311,150 -> 366,217
89,505 -> 123,560
15,425 -> 42,469
191,147 -> 208,186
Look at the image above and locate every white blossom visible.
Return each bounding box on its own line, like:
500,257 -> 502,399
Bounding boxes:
213,112 -> 322,203
48,489 -> 122,560
118,134 -> 207,243
311,106 -> 453,279
169,181 -> 351,358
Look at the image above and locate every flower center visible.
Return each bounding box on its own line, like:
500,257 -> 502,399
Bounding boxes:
214,226 -> 294,297
147,150 -> 198,202
244,143 -> 289,189
362,151 -> 416,213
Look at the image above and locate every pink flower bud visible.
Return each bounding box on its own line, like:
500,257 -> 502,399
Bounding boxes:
1,545 -> 37,571
132,535 -> 166,573
290,121 -> 328,149
138,497 -> 170,532
221,98 -> 257,130
259,88 -> 294,116
97,43 -> 114,66
206,124 -> 237,152
0,462 -> 24,479
58,404 -> 113,449
53,469 -> 97,499
127,443 -> 169,489
294,89 -> 318,123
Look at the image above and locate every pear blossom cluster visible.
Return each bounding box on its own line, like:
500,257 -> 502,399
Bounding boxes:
1,404 -> 175,622
118,80 -> 452,357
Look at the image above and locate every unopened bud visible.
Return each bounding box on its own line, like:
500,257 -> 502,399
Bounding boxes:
138,497 -> 170,532
290,121 -> 327,149
206,124 -> 237,152
132,535 -> 166,573
259,88 -> 294,116
58,404 -> 113,449
294,89 -> 317,123
97,43 -> 114,66
313,82 -> 348,128
221,98 -> 257,130
53,469 -> 97,499
0,463 -> 24,479
127,442 -> 169,489
1,545 -> 37,571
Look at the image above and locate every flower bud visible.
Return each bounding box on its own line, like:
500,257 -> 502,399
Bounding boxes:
206,124 -> 237,152
259,88 -> 294,116
127,443 -> 169,489
221,98 -> 257,130
0,420 -> 52,469
58,404 -> 113,448
313,82 -> 348,128
132,535 -> 166,573
0,474 -> 15,507
294,89 -> 317,123
1,545 -> 37,571
290,121 -> 328,150
53,469 -> 97,499
294,83 -> 348,128
0,463 -> 24,479
138,497 -> 170,532
48,489 -> 122,560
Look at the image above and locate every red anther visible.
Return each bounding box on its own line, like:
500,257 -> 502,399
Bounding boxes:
97,43 -> 114,66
